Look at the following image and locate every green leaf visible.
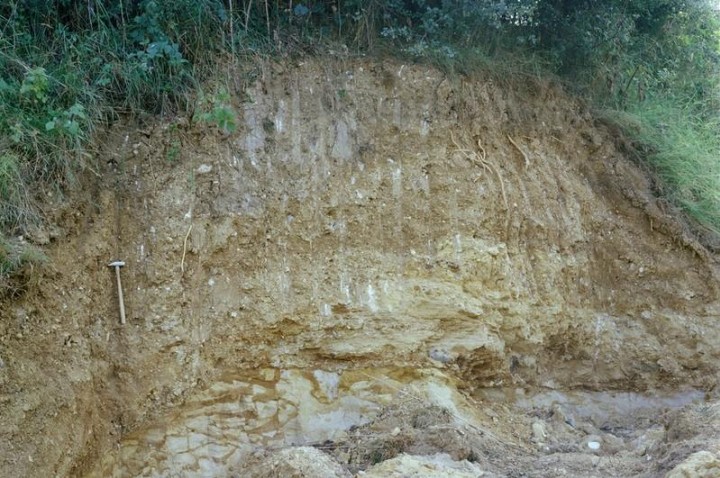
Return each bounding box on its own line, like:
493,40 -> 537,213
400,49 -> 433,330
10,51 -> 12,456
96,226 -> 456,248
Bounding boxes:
0,79 -> 14,95
67,103 -> 86,119
65,120 -> 80,136
10,123 -> 23,143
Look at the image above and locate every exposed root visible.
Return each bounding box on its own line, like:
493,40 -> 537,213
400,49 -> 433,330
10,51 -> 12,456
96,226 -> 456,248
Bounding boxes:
450,131 -> 509,211
507,134 -> 530,168
181,223 -> 193,275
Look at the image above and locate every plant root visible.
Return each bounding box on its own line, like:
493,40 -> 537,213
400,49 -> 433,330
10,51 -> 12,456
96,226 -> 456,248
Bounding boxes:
450,131 -> 509,211
507,134 -> 530,169
181,223 -> 193,275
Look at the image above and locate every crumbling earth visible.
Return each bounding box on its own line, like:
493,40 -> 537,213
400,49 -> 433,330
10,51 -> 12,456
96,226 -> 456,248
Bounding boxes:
1,58 -> 720,477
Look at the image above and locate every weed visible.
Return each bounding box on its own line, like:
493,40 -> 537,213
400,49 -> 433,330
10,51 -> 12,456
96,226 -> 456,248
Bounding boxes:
165,140 -> 181,163
194,88 -> 237,134
0,233 -> 46,297
605,99 -> 720,233
0,153 -> 34,229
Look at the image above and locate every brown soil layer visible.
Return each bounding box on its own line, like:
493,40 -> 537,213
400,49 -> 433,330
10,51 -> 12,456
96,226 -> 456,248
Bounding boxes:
1,58 -> 719,477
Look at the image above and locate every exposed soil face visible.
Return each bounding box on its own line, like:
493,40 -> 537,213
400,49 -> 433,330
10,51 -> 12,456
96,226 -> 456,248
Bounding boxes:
1,58 -> 719,477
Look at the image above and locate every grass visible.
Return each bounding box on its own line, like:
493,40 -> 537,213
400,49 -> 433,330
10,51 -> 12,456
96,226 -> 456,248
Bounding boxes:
0,0 -> 254,281
0,153 -> 33,228
0,232 -> 46,297
603,98 -> 720,234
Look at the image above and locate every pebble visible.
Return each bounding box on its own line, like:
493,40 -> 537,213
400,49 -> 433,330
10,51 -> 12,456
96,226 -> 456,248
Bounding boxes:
551,404 -> 575,428
428,348 -> 453,363
588,441 -> 601,450
532,421 -> 547,442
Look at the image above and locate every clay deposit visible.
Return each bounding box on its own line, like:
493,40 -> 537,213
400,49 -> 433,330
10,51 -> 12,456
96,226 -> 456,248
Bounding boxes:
1,58 -> 720,477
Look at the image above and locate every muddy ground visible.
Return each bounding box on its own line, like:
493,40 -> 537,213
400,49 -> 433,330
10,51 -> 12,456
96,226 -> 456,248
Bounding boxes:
1,58 -> 720,477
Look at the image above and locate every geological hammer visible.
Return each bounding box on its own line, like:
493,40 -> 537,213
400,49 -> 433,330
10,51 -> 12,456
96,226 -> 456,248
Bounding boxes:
108,260 -> 126,325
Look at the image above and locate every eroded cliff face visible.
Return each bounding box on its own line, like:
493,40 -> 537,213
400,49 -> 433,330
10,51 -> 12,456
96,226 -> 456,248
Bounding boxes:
1,58 -> 719,477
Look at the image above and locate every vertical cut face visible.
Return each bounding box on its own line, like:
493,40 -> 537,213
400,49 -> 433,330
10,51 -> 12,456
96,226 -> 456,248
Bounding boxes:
3,60 -> 719,478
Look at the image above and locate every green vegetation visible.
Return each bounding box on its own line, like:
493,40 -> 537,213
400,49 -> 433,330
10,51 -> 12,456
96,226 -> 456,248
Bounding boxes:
0,233 -> 45,297
195,88 -> 238,134
540,0 -> 720,234
0,0 -> 719,287
610,99 -> 720,232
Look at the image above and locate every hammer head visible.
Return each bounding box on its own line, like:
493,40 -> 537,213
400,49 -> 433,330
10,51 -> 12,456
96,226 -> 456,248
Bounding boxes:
108,260 -> 125,268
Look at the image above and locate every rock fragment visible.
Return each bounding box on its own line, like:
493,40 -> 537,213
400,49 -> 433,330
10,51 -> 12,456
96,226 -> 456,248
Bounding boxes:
361,453 -> 488,478
666,451 -> 720,478
242,447 -> 350,478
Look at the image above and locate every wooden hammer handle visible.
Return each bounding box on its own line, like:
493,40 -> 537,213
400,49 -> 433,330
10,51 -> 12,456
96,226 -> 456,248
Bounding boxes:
115,266 -> 126,325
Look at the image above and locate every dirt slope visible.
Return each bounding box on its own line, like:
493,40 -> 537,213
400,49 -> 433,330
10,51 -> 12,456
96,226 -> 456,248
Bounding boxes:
1,58 -> 719,477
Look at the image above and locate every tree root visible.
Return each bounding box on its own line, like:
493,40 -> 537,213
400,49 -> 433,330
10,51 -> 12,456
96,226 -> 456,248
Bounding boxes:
450,131 -> 509,211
